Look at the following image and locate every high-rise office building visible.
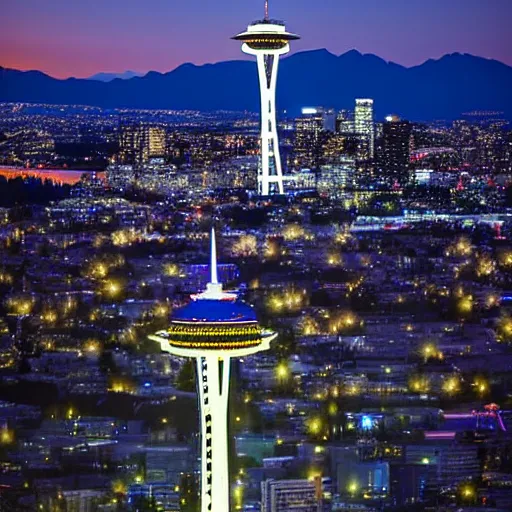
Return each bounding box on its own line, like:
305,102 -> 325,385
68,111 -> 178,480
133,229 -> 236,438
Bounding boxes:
323,108 -> 336,132
336,110 -> 354,134
233,1 -> 299,196
405,442 -> 480,495
261,479 -> 322,512
317,158 -> 356,198
380,115 -> 412,187
294,108 -> 326,169
354,99 -> 375,160
150,230 -> 277,512
147,126 -> 166,159
145,445 -> 195,486
119,124 -> 166,165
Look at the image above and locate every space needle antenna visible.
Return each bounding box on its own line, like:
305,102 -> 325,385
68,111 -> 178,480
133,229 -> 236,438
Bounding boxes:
264,0 -> 269,20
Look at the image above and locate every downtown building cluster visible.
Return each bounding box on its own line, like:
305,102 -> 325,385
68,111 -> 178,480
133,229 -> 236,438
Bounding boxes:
1,160 -> 512,510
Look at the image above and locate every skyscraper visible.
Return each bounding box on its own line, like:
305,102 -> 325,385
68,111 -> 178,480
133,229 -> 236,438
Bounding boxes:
354,99 -> 375,160
380,115 -> 412,188
119,124 -> 166,165
149,230 -> 277,512
294,108 -> 326,170
336,110 -> 355,134
233,1 -> 299,196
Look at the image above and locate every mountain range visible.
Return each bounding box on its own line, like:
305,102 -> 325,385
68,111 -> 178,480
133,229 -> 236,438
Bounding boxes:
87,70 -> 144,82
1,49 -> 511,120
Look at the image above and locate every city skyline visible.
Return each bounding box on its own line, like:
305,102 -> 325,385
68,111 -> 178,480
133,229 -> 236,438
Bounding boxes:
1,1 -> 512,511
2,0 -> 512,78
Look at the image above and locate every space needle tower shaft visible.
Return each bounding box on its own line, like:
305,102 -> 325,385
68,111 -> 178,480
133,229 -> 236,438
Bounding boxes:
233,1 -> 300,196
150,230 -> 276,512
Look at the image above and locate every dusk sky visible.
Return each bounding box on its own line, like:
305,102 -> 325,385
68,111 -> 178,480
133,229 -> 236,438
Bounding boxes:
2,0 -> 511,79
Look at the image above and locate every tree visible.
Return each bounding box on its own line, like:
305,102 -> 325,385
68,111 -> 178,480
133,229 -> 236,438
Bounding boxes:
180,473 -> 200,512
231,235 -> 258,258
273,327 -> 296,359
176,360 -> 196,392
99,350 -> 118,374
131,496 -> 157,511
18,356 -> 31,374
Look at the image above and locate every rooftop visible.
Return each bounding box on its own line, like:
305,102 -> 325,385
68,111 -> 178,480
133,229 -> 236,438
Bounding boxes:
171,299 -> 257,324
250,18 -> 285,27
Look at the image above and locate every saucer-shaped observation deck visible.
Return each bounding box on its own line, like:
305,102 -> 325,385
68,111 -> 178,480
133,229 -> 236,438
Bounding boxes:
232,19 -> 299,51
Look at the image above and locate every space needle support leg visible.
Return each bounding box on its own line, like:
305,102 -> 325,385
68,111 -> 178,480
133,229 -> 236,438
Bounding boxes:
269,53 -> 284,194
256,53 -> 270,196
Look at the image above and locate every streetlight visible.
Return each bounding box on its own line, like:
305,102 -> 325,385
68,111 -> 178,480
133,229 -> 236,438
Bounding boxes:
348,481 -> 358,497
276,362 -> 290,383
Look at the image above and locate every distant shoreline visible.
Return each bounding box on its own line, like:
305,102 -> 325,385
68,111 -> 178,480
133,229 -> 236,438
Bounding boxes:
0,167 -> 105,185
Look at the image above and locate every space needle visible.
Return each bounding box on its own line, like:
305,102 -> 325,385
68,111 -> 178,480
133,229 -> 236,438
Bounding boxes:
149,229 -> 277,512
233,1 -> 300,196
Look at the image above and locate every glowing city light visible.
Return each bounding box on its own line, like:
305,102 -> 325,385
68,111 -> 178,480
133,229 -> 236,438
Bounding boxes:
473,377 -> 489,395
276,362 -> 290,382
153,302 -> 170,318
329,311 -> 360,334
41,309 -> 57,324
232,234 -> 258,258
0,428 -> 14,445
7,296 -> 34,316
361,416 -> 373,430
263,239 -> 279,259
282,223 -> 307,241
458,295 -> 474,315
476,254 -> 495,277
497,315 -> 512,342
409,375 -> 431,394
307,416 -> 323,437
447,237 -> 472,257
348,481 -> 359,496
421,342 -> 442,361
103,279 -> 122,298
267,286 -> 307,314
164,263 -> 182,277
442,375 -> 461,396
301,315 -> 320,335
327,251 -> 343,266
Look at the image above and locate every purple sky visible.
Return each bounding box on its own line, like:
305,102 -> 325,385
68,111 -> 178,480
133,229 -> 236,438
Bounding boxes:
2,0 -> 511,78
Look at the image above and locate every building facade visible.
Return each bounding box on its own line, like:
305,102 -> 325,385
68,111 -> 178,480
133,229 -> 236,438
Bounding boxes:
355,99 -> 375,161
379,116 -> 412,187
261,479 -> 322,512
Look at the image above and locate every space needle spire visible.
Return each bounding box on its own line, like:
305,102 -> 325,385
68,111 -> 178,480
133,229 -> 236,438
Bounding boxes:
210,227 -> 218,285
196,227 -> 236,301
233,2 -> 300,196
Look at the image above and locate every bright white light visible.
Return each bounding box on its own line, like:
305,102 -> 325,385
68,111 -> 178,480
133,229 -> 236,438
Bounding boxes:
302,107 -> 318,115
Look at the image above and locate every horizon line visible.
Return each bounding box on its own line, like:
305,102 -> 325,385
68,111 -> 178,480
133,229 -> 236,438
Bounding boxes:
3,48 -> 509,81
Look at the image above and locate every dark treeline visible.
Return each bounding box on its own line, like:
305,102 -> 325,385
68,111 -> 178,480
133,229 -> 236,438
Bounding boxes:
54,140 -> 119,158
0,176 -> 72,207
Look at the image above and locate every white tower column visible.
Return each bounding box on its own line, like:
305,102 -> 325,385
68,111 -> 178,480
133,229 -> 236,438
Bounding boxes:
196,355 -> 231,512
255,51 -> 286,196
